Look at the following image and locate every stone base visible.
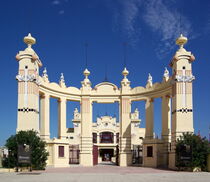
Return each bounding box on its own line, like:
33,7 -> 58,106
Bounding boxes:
80,153 -> 93,166
143,139 -> 165,168
168,152 -> 177,170
119,153 -> 132,167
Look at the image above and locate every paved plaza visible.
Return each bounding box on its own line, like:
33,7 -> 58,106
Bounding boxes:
0,165 -> 209,182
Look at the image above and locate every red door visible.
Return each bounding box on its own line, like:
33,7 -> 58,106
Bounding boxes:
93,145 -> 98,165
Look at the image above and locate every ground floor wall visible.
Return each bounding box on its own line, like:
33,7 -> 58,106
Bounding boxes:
45,139 -> 172,168
46,139 -> 69,167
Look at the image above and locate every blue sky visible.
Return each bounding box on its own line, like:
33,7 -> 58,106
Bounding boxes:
0,0 -> 210,145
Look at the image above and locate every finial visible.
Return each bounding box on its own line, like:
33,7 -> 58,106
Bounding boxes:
42,67 -> 48,77
176,34 -> 188,49
83,68 -> 90,79
148,73 -> 153,83
42,67 -> 49,82
60,73 -> 65,83
122,67 -> 129,78
164,67 -> 169,78
74,108 -> 78,113
24,33 -> 36,48
81,68 -> 91,87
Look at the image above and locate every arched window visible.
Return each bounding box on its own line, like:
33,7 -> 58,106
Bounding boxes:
100,132 -> 114,143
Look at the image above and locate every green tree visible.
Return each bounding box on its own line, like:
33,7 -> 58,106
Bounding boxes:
3,130 -> 49,170
176,133 -> 210,171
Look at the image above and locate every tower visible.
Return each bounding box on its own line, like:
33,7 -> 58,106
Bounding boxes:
169,34 -> 195,168
16,33 -> 42,132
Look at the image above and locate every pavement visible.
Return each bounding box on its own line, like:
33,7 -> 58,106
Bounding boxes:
0,164 -> 210,182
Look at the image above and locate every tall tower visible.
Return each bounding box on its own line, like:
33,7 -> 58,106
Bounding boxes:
16,33 -> 42,132
169,34 -> 195,168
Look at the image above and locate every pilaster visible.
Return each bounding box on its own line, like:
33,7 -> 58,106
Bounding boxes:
119,67 -> 132,166
80,68 -> 93,166
58,97 -> 67,139
40,93 -> 50,139
145,98 -> 154,139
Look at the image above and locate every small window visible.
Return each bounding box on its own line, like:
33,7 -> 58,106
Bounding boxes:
92,133 -> 97,143
147,146 -> 153,157
70,137 -> 74,139
58,146 -> 64,157
25,66 -> 28,69
139,137 -> 143,140
182,66 -> 186,70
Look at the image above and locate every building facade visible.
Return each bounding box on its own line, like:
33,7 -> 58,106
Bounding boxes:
66,108 -> 145,164
15,33 -> 195,168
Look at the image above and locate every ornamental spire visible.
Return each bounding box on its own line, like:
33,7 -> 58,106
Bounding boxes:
163,67 -> 169,82
121,67 -> 130,87
81,68 -> 91,87
146,73 -> 153,88
59,73 -> 66,88
24,33 -> 36,49
122,67 -> 129,79
176,34 -> 188,50
42,67 -> 49,83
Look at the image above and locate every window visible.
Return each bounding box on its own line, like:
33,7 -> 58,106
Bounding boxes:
92,133 -> 97,143
147,146 -> 153,157
58,146 -> 64,157
100,132 -> 114,143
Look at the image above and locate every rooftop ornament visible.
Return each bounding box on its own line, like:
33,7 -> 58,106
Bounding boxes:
122,67 -> 129,79
176,34 -> 188,50
83,68 -> 90,79
24,33 -> 36,49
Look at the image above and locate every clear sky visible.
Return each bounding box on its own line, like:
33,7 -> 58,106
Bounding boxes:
0,0 -> 210,146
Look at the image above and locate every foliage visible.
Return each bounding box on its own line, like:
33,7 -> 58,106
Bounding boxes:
176,133 -> 210,171
2,130 -> 49,170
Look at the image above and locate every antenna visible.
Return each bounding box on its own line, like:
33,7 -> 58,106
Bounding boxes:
104,64 -> 108,82
123,42 -> 127,68
178,5 -> 183,35
25,0 -> 32,33
84,42 -> 88,68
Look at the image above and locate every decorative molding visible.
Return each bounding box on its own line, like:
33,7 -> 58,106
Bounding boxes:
172,108 -> 193,114
175,74 -> 195,83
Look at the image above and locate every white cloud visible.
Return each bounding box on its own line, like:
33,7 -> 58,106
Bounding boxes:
52,0 -> 60,5
59,10 -> 65,15
111,0 -> 193,57
110,0 -> 142,46
143,0 -> 192,57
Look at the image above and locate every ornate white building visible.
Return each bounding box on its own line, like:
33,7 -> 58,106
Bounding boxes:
15,33 -> 195,169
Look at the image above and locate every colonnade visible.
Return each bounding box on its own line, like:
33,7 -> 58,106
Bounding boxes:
40,94 -> 67,140
39,91 -> 172,167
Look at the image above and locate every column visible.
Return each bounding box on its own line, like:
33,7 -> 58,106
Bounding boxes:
114,133 -> 116,144
119,97 -> 132,166
161,95 -> 171,167
97,133 -> 100,144
161,95 -> 171,144
58,97 -> 67,139
80,97 -> 93,166
145,98 -> 154,139
40,93 -> 50,139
